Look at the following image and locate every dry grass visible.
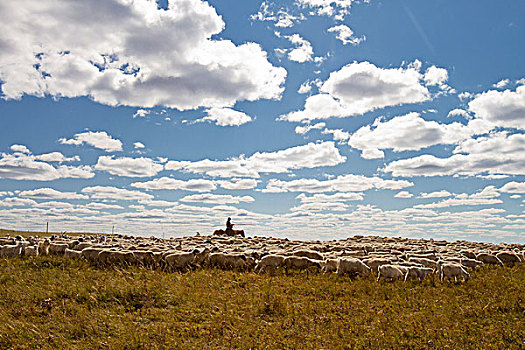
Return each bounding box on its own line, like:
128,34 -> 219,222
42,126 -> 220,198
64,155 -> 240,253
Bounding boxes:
0,256 -> 524,349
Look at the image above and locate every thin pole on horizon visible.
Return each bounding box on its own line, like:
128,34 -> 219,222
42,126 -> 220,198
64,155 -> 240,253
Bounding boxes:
112,225 -> 114,235
46,222 -> 48,234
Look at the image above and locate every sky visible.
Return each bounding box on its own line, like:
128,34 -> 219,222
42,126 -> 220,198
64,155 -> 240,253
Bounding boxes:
0,0 -> 524,243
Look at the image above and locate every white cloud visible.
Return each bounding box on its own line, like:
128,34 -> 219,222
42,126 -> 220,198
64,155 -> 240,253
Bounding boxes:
296,192 -> 363,203
165,141 -> 346,178
0,150 -> 94,181
493,79 -> 510,89
133,109 -> 149,118
19,188 -> 88,200
468,85 -> 525,129
447,109 -> 471,119
131,177 -> 216,192
35,152 -> 80,163
348,112 -> 493,159
500,182 -> 525,194
133,142 -> 145,149
415,194 -> 502,209
10,145 -> 31,154
419,190 -> 452,198
59,131 -> 123,152
394,191 -> 413,198
384,132 -> 525,177
423,66 -> 448,86
322,128 -> 351,141
327,25 -> 364,46
291,201 -> 348,212
95,156 -> 163,177
217,178 -> 259,190
250,2 -> 305,28
195,108 -> 252,126
180,193 -> 254,204
262,174 -> 413,193
295,122 -> 326,134
285,34 -> 314,63
85,202 -> 124,210
0,197 -> 37,207
297,0 -> 358,20
280,61 -> 431,122
0,0 -> 286,110
81,186 -> 153,201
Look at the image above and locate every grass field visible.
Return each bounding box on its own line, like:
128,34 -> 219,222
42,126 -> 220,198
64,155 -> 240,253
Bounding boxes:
0,256 -> 524,349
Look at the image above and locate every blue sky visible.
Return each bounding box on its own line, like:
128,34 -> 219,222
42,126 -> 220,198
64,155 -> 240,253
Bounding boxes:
0,0 -> 524,242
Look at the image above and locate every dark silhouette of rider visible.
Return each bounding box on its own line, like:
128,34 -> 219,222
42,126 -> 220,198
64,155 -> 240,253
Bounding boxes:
226,217 -> 234,232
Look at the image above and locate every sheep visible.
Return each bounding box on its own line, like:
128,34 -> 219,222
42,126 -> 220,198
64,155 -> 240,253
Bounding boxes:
404,266 -> 434,281
72,242 -> 93,251
362,258 -> 392,272
64,248 -> 82,259
476,253 -> 504,266
38,239 -> 51,256
81,247 -> 105,264
377,265 -> 407,281
48,243 -> 69,255
291,250 -> 324,260
207,253 -> 254,271
496,251 -> 522,267
255,255 -> 286,273
407,257 -> 437,269
23,245 -> 39,257
460,258 -> 483,269
336,258 -> 371,277
321,258 -> 338,273
0,244 -> 23,258
439,263 -> 469,282
164,251 -> 196,271
133,250 -> 156,267
283,256 -> 321,271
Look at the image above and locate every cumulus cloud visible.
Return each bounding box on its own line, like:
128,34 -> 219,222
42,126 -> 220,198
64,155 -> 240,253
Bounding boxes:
348,112 -> 494,159
59,131 -> 122,152
423,66 -> 448,87
0,197 -> 37,207
291,201 -> 349,212
133,142 -> 145,149
322,128 -> 351,142
194,108 -> 253,126
493,79 -> 510,89
165,141 -> 346,178
468,84 -> 525,129
19,188 -> 88,200
297,0 -> 358,20
285,34 -> 314,63
500,182 -> 525,193
295,122 -> 326,135
133,109 -> 149,118
34,152 -> 80,163
394,191 -> 413,198
85,202 -> 124,210
384,132 -> 525,177
180,193 -> 255,204
279,61 -> 431,122
296,192 -> 363,203
0,149 -> 94,181
95,156 -> 163,177
414,188 -> 502,209
251,2 -> 305,28
131,177 -> 216,192
327,24 -> 364,45
217,178 -> 259,190
262,174 -> 413,193
447,109 -> 471,119
419,190 -> 452,198
81,186 -> 153,201
0,0 -> 286,110
10,145 -> 31,154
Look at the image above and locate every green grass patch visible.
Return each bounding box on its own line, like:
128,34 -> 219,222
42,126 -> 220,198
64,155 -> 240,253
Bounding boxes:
0,256 -> 524,349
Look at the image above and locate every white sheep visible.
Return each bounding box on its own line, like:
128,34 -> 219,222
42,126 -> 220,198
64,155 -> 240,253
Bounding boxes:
283,256 -> 321,271
23,245 -> 39,257
207,253 -> 254,270
0,244 -> 23,258
321,258 -> 338,273
291,250 -> 324,260
495,251 -> 522,267
362,258 -> 392,272
38,239 -> 51,256
164,251 -> 195,271
404,266 -> 434,281
439,263 -> 469,282
64,248 -> 82,259
255,255 -> 286,273
377,265 -> 407,281
48,243 -> 69,255
476,253 -> 504,266
336,258 -> 371,277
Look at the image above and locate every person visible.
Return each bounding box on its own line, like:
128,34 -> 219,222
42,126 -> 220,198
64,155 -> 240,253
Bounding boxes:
226,217 -> 234,231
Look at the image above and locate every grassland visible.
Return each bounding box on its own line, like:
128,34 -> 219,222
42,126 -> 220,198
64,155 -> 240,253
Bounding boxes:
0,256 -> 524,349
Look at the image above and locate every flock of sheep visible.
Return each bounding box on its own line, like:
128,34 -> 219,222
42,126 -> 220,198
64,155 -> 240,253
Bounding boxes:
0,233 -> 523,282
